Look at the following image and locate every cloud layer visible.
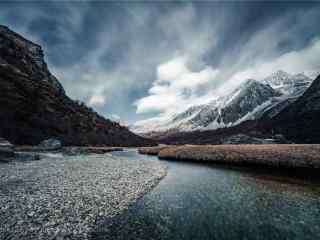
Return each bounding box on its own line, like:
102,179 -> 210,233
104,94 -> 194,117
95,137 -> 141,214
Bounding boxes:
0,2 -> 319,124
135,56 -> 219,115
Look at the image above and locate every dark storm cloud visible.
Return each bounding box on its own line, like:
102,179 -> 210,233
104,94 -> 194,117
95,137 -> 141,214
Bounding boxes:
0,1 -> 319,124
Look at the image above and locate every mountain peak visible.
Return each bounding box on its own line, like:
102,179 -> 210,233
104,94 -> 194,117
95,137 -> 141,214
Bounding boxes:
292,73 -> 312,81
263,70 -> 291,83
0,25 -> 42,51
133,69 -> 313,137
262,70 -> 311,95
0,25 -> 9,30
0,25 -> 152,146
243,78 -> 257,85
237,79 -> 274,95
270,74 -> 320,143
274,69 -> 290,76
0,25 -> 65,94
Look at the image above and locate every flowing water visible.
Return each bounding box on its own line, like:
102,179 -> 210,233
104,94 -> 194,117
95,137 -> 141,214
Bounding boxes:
92,149 -> 320,240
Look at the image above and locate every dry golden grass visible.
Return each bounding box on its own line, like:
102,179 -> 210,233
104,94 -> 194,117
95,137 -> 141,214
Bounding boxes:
138,145 -> 174,156
80,147 -> 123,154
157,144 -> 320,169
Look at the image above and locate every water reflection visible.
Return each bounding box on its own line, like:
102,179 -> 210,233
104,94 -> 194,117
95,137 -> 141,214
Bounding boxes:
92,150 -> 320,240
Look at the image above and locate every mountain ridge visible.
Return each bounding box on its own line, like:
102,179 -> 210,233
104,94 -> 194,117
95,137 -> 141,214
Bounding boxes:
266,74 -> 320,143
152,73 -> 320,145
0,25 -> 154,146
133,71 -> 312,138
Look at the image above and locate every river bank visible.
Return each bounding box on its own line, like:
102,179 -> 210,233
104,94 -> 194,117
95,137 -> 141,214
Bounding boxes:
139,144 -> 320,170
0,151 -> 166,240
93,150 -> 320,240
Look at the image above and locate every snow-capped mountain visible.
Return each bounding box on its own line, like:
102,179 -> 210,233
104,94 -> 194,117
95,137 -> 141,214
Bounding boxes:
266,74 -> 320,143
304,70 -> 320,80
132,70 -> 312,137
258,71 -> 312,119
185,79 -> 281,130
262,70 -> 312,96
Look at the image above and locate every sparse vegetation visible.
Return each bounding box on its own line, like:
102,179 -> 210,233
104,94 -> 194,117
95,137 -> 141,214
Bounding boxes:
138,145 -> 174,156
15,146 -> 124,155
64,147 -> 123,154
155,144 -> 320,169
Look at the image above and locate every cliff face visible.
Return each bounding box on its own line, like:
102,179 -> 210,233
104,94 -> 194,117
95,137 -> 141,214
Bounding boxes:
0,25 -> 153,146
269,75 -> 320,143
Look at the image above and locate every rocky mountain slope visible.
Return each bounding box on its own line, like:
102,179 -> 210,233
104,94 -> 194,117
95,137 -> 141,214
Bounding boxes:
262,70 -> 311,96
133,79 -> 280,135
133,71 -> 312,138
266,74 -> 320,143
259,71 -> 312,119
0,25 -> 153,146
157,74 -> 320,145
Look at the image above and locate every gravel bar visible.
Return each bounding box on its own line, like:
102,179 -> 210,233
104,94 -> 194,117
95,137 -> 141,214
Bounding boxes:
0,152 -> 166,240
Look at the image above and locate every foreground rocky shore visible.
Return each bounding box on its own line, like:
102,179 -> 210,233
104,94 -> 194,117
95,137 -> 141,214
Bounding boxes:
0,150 -> 166,239
139,144 -> 320,169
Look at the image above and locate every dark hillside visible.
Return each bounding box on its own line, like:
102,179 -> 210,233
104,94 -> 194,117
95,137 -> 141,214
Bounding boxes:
265,74 -> 320,143
0,25 -> 154,146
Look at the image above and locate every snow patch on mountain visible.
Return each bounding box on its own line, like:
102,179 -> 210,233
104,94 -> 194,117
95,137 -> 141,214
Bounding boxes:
262,70 -> 312,95
132,70 -> 313,136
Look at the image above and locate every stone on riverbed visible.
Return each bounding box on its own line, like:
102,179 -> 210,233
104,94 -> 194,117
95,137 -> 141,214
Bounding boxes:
37,138 -> 62,151
0,152 -> 166,239
0,138 -> 14,160
14,152 -> 41,161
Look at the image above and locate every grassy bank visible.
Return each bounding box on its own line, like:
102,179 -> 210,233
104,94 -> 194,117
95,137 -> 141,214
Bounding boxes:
152,144 -> 320,169
138,146 -> 173,156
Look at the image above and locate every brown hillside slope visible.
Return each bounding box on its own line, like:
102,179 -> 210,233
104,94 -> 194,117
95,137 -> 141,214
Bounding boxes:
0,25 -> 154,146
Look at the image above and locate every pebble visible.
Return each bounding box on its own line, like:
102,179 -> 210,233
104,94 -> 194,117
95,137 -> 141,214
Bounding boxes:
0,152 -> 166,239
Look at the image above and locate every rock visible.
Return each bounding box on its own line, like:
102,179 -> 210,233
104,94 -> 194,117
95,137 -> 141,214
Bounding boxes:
38,138 -> 62,151
0,137 -> 14,159
0,152 -> 166,239
0,137 -> 14,149
62,147 -> 85,156
15,152 -> 41,161
0,149 -> 14,159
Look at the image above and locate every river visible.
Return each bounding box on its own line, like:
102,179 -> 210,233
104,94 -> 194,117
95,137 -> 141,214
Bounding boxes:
92,149 -> 320,240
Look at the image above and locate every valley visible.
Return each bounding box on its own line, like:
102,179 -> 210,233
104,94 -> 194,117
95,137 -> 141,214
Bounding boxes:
1,2 -> 320,239
94,150 -> 320,240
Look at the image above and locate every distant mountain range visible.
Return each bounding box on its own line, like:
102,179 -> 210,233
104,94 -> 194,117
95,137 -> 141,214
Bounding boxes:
0,25 -> 153,146
132,70 -> 314,140
151,74 -> 320,145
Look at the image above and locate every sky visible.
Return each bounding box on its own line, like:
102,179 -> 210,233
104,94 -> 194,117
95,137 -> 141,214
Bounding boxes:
0,1 -> 320,125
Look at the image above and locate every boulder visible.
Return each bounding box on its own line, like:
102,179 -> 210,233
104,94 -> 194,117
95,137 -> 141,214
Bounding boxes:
38,138 -> 62,151
0,138 -> 14,159
15,152 -> 41,161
